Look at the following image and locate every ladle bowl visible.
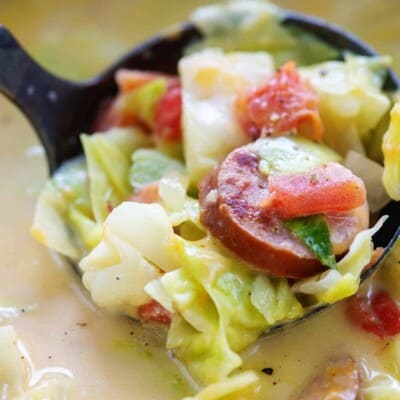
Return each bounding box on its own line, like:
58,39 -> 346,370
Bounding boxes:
0,11 -> 399,332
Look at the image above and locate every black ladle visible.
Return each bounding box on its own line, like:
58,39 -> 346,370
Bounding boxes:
1,12 -> 399,331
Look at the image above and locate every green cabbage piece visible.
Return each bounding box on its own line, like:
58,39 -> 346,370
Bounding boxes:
284,215 -> 336,270
360,371 -> 400,400
31,156 -> 101,260
292,217 -> 387,304
182,371 -> 260,400
145,237 -> 303,384
129,148 -> 205,238
0,326 -> 70,400
79,202 -> 173,317
81,127 -> 152,222
382,102 -> 400,200
118,78 -> 168,127
0,326 -> 25,397
251,275 -> 303,325
376,237 -> 400,296
300,55 -> 391,156
31,127 -> 151,259
254,136 -> 341,176
190,0 -> 338,66
129,148 -> 185,191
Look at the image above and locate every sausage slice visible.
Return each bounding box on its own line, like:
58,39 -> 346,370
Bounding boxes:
293,356 -> 360,400
199,143 -> 368,278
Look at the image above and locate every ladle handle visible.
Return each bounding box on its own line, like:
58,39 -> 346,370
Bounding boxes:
0,25 -> 90,172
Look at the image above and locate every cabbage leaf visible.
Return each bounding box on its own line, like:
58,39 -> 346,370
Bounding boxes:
182,371 -> 260,400
0,326 -> 70,400
31,157 -> 100,260
190,0 -> 338,66
300,55 -> 391,156
360,371 -> 400,400
82,127 -> 152,223
145,236 -> 303,384
292,217 -> 387,304
129,148 -> 185,191
382,102 -> 400,200
80,202 -> 175,317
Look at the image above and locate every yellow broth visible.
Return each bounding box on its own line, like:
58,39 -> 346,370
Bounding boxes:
0,0 -> 399,398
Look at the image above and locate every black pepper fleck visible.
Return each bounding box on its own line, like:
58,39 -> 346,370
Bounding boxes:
262,367 -> 274,376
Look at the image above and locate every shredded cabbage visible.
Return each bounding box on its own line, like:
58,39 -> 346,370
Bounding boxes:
382,102 -> 400,200
254,136 -> 341,176
251,275 -> 303,325
0,326 -> 70,400
182,371 -> 260,400
0,326 -> 25,397
377,237 -> 400,303
344,150 -> 390,213
129,148 -> 185,191
145,236 -> 303,384
31,157 -> 100,259
300,55 -> 391,156
360,368 -> 400,400
81,127 -> 151,222
31,127 -> 151,259
293,217 -> 387,304
190,0 -> 338,66
80,202 -> 176,317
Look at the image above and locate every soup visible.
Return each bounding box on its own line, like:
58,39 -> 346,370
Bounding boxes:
0,1 -> 399,399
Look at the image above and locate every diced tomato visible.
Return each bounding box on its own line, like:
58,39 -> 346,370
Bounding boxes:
92,70 -> 181,133
91,97 -> 138,132
116,69 -> 164,93
129,182 -> 159,204
236,61 -> 323,141
154,83 -> 182,142
346,291 -> 400,339
266,162 -> 366,219
116,69 -> 180,93
137,300 -> 171,325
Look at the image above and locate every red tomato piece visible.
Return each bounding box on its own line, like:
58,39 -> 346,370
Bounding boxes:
92,70 -> 180,133
346,291 -> 400,339
137,300 -> 171,325
116,70 -> 160,93
236,61 -> 323,141
115,69 -> 178,94
266,162 -> 366,219
154,83 -> 182,142
91,97 -> 138,132
129,182 -> 159,204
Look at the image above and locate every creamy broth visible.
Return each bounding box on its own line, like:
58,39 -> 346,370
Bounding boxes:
0,0 -> 399,399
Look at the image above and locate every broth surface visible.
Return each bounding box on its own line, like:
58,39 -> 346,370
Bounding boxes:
0,1 -> 399,398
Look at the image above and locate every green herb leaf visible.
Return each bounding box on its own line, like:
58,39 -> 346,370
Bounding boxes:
284,215 -> 336,269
